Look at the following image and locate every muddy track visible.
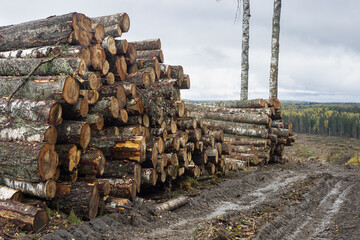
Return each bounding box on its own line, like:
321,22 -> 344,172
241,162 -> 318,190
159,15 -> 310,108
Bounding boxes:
41,160 -> 360,240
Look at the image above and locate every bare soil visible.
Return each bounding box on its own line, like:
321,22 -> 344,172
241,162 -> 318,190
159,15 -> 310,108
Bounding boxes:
2,133 -> 360,240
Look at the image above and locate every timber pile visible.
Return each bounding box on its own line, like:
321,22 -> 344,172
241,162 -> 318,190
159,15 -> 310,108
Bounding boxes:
0,12 -> 240,231
186,98 -> 295,166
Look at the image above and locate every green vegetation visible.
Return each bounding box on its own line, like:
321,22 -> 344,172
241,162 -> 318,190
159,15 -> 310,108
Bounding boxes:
282,102 -> 360,138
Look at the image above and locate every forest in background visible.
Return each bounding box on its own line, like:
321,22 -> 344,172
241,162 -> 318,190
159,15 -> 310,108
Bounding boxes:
282,102 -> 360,139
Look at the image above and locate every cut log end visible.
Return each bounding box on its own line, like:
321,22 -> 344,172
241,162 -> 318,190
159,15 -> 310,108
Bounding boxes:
38,144 -> 58,181
79,98 -> 89,118
119,109 -> 128,124
44,127 -> 58,145
48,103 -> 63,126
63,76 -> 80,105
80,123 -> 91,150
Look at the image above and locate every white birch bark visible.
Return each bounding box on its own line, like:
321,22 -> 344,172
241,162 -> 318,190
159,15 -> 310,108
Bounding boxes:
269,0 -> 282,99
241,0 -> 251,100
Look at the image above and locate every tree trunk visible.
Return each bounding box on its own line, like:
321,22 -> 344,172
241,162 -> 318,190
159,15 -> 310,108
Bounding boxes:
186,102 -> 273,116
0,13 -> 92,51
186,165 -> 201,178
78,149 -> 106,177
91,13 -> 130,33
0,97 -> 62,125
1,178 -> 56,200
269,0 -> 282,99
204,99 -> 267,108
0,185 -> 23,201
138,58 -> 160,80
126,98 -> 144,114
181,74 -> 191,90
241,0 -> 250,100
125,69 -> 153,88
232,145 -> 255,154
0,142 -> 57,182
0,200 -> 49,232
224,135 -> 270,147
57,120 -> 91,150
271,127 -> 290,138
99,83 -> 127,108
109,135 -> 147,163
53,181 -> 99,219
206,148 -> 219,164
130,39 -> 161,51
126,43 -> 137,65
137,49 -> 164,63
0,57 -> 87,76
61,98 -> 89,120
192,111 -> 270,125
109,55 -> 127,81
0,116 -> 57,145
203,120 -> 269,139
0,75 -> 80,105
170,65 -> 184,86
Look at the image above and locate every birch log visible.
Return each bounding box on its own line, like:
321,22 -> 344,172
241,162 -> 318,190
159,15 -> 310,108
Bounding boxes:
1,178 -> 56,200
0,186 -> 23,201
240,0 -> 250,100
269,0 -> 282,99
0,97 -> 62,125
0,116 -> 57,144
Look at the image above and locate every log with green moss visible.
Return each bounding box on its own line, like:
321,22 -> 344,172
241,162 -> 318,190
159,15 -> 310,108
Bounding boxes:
0,142 -> 57,182
0,75 -> 80,104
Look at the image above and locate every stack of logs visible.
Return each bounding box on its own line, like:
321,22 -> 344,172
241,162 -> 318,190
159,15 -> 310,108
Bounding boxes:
187,98 -> 295,166
0,12 -> 242,232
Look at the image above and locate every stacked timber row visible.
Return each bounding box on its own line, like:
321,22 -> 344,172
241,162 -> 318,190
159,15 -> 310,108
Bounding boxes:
186,98 -> 294,166
0,12 -> 240,231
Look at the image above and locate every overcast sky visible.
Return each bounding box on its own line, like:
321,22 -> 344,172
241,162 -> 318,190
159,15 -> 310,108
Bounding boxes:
1,0 -> 359,102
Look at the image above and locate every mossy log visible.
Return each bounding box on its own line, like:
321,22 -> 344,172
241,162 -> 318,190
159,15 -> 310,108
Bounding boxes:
0,142 -> 57,182
0,76 -> 80,104
0,57 -> 87,76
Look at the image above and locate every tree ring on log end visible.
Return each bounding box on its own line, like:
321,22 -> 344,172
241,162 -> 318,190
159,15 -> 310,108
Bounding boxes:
142,73 -> 151,88
116,84 -> 127,108
45,180 -> 57,200
149,68 -> 156,83
63,76 -> 80,105
79,123 -> 91,150
96,115 -> 104,130
120,13 -> 130,33
78,59 -> 88,76
102,60 -> 110,76
119,109 -> 128,124
48,103 -> 62,126
106,72 -> 115,85
79,98 -> 89,118
106,36 -> 117,55
33,209 -> 49,233
38,144 -> 58,181
109,97 -> 120,118
44,127 -> 58,145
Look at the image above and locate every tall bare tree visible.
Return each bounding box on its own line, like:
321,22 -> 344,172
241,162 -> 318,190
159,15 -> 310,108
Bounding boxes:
269,0 -> 282,99
240,0 -> 250,100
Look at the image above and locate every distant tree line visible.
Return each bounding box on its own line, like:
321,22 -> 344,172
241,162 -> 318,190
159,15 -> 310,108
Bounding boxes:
282,102 -> 360,138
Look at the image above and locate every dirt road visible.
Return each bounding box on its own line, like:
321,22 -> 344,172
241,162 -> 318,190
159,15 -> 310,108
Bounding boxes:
38,134 -> 360,240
